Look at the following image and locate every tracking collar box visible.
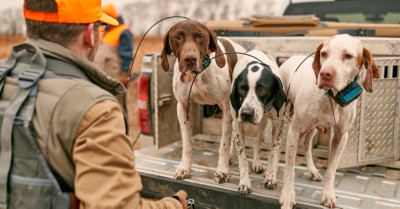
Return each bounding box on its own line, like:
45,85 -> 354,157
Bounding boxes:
327,81 -> 363,107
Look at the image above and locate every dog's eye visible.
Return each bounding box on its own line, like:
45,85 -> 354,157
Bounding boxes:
194,34 -> 204,41
320,51 -> 328,59
239,86 -> 248,94
173,34 -> 182,41
343,53 -> 353,60
257,87 -> 266,95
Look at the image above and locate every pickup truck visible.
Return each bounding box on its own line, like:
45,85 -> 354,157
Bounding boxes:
134,5 -> 400,207
135,33 -> 400,208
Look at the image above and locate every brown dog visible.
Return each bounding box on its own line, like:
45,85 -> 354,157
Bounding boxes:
160,20 -> 246,183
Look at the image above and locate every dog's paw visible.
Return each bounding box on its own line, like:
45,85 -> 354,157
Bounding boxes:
264,178 -> 277,190
321,189 -> 337,208
214,170 -> 230,184
263,170 -> 278,190
279,188 -> 296,209
252,162 -> 264,174
238,177 -> 252,195
238,182 -> 251,195
238,184 -> 252,195
309,170 -> 322,181
174,168 -> 191,180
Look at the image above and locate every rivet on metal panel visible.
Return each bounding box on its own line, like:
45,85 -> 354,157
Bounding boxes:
365,138 -> 374,153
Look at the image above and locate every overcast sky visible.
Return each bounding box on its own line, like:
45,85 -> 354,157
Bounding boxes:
0,0 -> 138,10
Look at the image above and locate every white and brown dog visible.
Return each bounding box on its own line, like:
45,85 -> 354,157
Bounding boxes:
279,34 -> 380,208
230,50 -> 287,194
160,19 -> 246,182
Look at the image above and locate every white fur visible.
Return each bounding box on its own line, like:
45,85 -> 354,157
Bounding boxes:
279,34 -> 372,208
173,39 -> 246,183
230,50 -> 285,194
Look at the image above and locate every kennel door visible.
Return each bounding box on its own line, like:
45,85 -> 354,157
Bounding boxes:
340,58 -> 400,168
153,54 -> 181,149
358,77 -> 399,164
153,54 -> 203,149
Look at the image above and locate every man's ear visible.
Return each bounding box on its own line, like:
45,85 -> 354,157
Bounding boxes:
84,23 -> 95,48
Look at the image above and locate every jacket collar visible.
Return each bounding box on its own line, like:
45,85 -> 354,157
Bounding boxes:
26,38 -> 126,95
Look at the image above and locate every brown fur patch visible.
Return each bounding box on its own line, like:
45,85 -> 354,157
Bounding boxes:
218,37 -> 237,80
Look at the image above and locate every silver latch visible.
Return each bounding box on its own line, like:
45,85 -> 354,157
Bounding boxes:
158,94 -> 172,107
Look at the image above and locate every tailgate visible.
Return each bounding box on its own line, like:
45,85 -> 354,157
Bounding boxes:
136,138 -> 400,209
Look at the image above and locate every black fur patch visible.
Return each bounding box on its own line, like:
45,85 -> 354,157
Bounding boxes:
256,65 -> 276,105
230,68 -> 249,117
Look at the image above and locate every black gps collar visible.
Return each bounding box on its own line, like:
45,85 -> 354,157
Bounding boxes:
326,75 -> 362,107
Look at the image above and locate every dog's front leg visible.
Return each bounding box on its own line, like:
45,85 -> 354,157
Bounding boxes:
232,119 -> 251,195
215,100 -> 233,183
253,117 -> 268,174
304,128 -> 322,181
175,102 -> 192,180
321,131 -> 348,208
264,118 -> 284,190
280,122 -> 304,209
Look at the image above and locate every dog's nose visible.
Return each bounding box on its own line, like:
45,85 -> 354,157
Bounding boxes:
319,68 -> 335,80
184,55 -> 197,66
320,71 -> 331,79
240,109 -> 254,122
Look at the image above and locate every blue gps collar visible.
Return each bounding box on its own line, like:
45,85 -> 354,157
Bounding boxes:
326,75 -> 362,107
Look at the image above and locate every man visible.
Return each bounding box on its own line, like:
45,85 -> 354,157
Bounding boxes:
95,2 -> 134,87
1,0 -> 188,208
94,3 -> 138,141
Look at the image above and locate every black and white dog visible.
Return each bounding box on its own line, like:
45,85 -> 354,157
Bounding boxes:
230,50 -> 287,194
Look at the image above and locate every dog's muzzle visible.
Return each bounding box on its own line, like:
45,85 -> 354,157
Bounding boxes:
240,108 -> 254,122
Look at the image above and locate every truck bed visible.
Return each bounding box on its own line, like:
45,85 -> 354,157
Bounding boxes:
135,135 -> 400,209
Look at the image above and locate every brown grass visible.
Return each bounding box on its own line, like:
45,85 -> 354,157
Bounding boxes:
0,35 -> 27,59
131,36 -> 163,73
0,35 -> 164,73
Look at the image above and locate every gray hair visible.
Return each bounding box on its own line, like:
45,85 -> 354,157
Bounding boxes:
24,0 -> 86,47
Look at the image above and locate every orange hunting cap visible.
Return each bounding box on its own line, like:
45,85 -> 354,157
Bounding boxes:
102,3 -> 118,19
23,0 -> 119,26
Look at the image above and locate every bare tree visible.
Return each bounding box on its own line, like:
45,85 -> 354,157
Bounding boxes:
0,8 -> 24,35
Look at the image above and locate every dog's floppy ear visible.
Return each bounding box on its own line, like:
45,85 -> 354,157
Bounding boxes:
230,77 -> 241,118
272,75 -> 287,117
161,32 -> 172,72
362,47 -> 380,92
208,28 -> 226,68
312,43 -> 324,80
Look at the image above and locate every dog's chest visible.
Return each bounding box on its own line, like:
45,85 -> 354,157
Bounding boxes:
296,94 -> 356,128
173,69 -> 231,105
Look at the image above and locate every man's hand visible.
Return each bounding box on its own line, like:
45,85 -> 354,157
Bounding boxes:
173,190 -> 188,209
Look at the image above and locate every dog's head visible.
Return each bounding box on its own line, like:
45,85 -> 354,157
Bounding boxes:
160,19 -> 226,74
230,61 -> 287,124
312,34 -> 380,93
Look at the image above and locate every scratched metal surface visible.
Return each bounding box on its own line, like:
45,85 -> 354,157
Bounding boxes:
136,140 -> 400,209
